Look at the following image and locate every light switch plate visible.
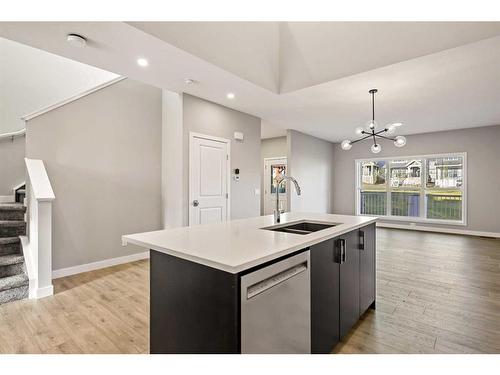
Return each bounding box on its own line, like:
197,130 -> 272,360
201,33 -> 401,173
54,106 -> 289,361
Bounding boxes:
254,188 -> 260,196
234,131 -> 244,141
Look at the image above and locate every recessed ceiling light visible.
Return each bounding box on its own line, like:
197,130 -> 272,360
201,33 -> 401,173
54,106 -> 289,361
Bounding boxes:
226,92 -> 235,100
66,34 -> 87,48
185,78 -> 195,85
137,58 -> 149,67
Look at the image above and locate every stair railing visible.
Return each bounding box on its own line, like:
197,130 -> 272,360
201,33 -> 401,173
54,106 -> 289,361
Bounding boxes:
24,158 -> 55,299
0,128 -> 26,142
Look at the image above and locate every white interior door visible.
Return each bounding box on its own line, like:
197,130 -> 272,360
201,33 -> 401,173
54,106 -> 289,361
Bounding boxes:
263,157 -> 287,215
189,133 -> 229,225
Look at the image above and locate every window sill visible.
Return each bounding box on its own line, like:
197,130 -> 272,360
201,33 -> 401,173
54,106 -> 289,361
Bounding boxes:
357,213 -> 467,226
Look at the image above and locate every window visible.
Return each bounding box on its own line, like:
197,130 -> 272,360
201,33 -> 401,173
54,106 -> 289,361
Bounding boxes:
356,153 -> 466,225
359,160 -> 387,215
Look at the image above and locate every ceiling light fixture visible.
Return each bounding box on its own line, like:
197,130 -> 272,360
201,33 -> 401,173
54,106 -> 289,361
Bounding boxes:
137,58 -> 149,67
341,89 -> 406,153
184,78 -> 195,85
226,92 -> 235,100
66,33 -> 87,48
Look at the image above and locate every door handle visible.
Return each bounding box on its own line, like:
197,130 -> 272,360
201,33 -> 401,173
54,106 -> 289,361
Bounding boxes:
192,200 -> 199,207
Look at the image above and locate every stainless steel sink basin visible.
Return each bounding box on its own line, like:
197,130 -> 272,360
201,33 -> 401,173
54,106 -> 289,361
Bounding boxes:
262,220 -> 339,235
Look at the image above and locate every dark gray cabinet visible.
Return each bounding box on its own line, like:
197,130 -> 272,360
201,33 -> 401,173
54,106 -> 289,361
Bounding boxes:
310,224 -> 376,352
310,238 -> 340,354
359,223 -> 376,314
338,230 -> 360,339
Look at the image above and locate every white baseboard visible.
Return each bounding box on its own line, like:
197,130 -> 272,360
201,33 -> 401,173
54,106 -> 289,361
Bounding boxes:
20,236 -> 55,299
377,222 -> 500,238
0,195 -> 14,203
33,285 -> 54,299
52,251 -> 150,279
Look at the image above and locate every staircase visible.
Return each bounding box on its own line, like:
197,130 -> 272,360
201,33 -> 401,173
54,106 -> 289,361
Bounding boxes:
0,203 -> 29,304
15,184 -> 26,204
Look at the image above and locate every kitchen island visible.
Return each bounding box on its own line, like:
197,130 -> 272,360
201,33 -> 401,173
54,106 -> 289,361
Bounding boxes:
123,212 -> 377,354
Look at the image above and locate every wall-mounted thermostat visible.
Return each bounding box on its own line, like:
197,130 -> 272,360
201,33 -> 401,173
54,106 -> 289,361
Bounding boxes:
234,131 -> 244,141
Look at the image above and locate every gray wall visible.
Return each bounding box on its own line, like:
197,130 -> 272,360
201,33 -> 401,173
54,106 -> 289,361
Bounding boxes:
332,124 -> 500,233
0,37 -> 117,134
26,79 -> 162,270
287,129 -> 335,214
183,94 -> 261,223
0,137 -> 25,196
260,136 -> 287,214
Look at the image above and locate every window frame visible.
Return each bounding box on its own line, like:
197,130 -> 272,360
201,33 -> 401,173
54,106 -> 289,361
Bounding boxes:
355,152 -> 467,226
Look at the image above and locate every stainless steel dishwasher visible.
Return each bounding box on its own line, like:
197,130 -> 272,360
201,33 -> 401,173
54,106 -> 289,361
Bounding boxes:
240,250 -> 311,354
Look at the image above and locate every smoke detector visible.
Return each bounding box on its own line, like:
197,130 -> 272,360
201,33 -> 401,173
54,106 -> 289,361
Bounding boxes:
66,34 -> 87,48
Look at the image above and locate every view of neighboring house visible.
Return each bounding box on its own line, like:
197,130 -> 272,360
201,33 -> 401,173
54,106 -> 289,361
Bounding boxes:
389,160 -> 422,188
427,156 -> 463,188
361,161 -> 385,185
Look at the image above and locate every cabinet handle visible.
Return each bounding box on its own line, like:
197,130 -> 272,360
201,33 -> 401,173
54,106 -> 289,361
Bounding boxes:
334,239 -> 342,264
335,239 -> 346,264
359,230 -> 365,250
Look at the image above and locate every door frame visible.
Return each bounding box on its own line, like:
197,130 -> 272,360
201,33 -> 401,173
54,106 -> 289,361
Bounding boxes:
263,156 -> 287,215
189,132 -> 231,225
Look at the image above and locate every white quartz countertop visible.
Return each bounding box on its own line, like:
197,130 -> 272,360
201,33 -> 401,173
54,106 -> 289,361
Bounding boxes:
122,212 -> 377,274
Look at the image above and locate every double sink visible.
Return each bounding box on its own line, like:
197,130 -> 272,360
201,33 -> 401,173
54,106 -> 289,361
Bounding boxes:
263,220 -> 339,235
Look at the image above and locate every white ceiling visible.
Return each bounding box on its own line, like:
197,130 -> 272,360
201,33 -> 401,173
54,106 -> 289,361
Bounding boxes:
0,36 -> 117,133
128,22 -> 281,93
1,22 -> 500,141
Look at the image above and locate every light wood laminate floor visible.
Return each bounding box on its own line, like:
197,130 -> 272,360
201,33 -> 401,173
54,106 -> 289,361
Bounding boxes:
1,228 -> 499,354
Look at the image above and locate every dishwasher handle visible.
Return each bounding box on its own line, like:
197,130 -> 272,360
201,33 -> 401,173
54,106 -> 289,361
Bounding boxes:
246,262 -> 308,300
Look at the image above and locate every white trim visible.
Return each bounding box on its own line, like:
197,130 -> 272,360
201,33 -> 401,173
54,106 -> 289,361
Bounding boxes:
20,236 -> 54,299
359,214 -> 467,226
355,152 -> 467,226
263,156 -> 287,162
354,151 -> 468,163
13,181 -> 25,191
12,182 -> 26,202
190,131 -> 231,145
0,128 -> 26,141
0,195 -> 14,203
25,158 -> 55,201
188,132 -> 231,225
20,236 -> 35,298
377,222 -> 500,239
52,251 -> 150,279
33,285 -> 54,299
22,76 -> 126,121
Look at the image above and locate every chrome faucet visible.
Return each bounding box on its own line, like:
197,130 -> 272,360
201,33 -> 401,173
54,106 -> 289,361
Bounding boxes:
274,176 -> 301,223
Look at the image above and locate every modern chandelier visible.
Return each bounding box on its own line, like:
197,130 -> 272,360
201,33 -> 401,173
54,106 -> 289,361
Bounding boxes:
341,89 -> 406,153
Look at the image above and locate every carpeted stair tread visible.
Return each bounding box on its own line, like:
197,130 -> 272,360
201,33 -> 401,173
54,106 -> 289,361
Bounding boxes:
0,221 -> 26,237
0,284 -> 28,304
0,237 -> 20,245
0,202 -> 28,304
0,273 -> 28,292
0,254 -> 24,267
0,220 -> 26,226
0,237 -> 21,256
0,203 -> 26,212
0,204 -> 26,221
